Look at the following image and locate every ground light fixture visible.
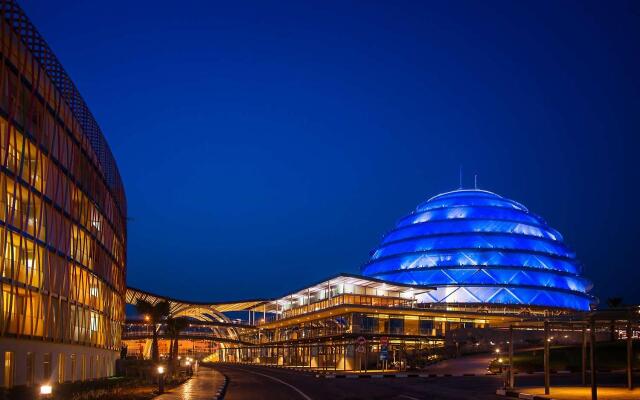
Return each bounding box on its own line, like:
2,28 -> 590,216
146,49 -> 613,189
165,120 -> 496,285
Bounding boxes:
39,384 -> 53,398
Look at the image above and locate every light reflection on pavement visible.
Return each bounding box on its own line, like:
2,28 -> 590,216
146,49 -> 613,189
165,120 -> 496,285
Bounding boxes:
155,368 -> 224,400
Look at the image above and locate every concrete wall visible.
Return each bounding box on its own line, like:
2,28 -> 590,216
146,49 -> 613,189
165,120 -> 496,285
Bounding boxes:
0,338 -> 118,387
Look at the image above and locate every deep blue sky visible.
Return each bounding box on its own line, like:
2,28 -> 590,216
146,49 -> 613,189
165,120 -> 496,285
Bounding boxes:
20,1 -> 640,303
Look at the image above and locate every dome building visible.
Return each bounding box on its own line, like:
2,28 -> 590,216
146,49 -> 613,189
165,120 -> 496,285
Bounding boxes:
361,189 -> 593,312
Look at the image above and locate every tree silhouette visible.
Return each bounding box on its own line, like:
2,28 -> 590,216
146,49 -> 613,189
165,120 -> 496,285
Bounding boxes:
136,299 -> 170,362
166,317 -> 190,362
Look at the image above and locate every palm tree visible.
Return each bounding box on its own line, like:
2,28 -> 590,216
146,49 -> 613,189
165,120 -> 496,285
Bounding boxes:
606,297 -> 624,341
166,317 -> 190,362
136,299 -> 170,362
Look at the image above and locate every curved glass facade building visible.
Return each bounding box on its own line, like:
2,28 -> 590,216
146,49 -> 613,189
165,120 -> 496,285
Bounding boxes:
362,189 -> 593,311
1,1 -> 126,387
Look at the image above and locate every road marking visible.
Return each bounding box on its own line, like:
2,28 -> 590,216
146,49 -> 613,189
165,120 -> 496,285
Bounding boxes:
399,395 -> 421,400
230,367 -> 313,400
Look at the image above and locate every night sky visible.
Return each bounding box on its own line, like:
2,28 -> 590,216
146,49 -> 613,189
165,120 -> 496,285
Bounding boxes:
19,1 -> 640,304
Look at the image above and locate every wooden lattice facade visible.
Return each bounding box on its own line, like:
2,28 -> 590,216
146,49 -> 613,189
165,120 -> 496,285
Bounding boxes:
0,0 -> 126,387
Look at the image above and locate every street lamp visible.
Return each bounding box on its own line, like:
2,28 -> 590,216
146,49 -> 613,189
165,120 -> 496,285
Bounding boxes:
157,366 -> 165,394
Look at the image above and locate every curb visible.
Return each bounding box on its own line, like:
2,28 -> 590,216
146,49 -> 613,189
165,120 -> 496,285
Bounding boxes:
496,388 -> 556,400
321,372 -> 498,379
213,371 -> 229,400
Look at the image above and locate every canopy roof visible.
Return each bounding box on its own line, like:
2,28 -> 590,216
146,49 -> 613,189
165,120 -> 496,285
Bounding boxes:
247,273 -> 434,313
126,287 -> 269,322
127,273 -> 434,319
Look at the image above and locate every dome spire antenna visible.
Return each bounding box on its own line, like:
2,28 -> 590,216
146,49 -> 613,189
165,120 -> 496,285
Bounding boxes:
474,174 -> 478,189
459,165 -> 463,189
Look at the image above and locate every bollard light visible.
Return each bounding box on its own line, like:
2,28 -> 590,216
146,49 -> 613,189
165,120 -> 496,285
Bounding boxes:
157,365 -> 165,394
495,348 -> 501,354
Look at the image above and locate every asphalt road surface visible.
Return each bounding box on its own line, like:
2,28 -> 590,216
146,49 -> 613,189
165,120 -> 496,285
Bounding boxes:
215,364 -> 504,400
215,364 -> 639,400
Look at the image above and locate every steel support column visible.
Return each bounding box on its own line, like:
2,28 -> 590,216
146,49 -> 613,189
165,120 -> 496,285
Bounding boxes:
582,326 -> 588,386
508,325 -> 514,389
544,320 -> 550,395
627,321 -> 633,390
590,318 -> 597,400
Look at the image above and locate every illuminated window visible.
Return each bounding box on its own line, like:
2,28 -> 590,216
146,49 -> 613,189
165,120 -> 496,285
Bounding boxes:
90,286 -> 99,298
7,143 -> 19,172
81,355 -> 86,380
3,352 -> 14,388
43,353 -> 51,379
25,249 -> 35,270
419,319 -> 434,335
90,312 -> 99,332
90,208 -> 101,231
5,192 -> 18,215
57,353 -> 64,383
26,352 -> 35,386
70,354 -> 76,382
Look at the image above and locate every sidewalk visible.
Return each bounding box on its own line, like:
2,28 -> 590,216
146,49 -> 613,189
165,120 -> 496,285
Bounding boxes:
497,386 -> 640,400
155,368 -> 226,400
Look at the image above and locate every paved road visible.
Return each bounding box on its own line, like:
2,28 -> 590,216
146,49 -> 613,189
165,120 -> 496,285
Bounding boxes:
422,352 -> 494,375
215,364 -> 640,400
155,368 -> 224,400
215,363 -> 504,400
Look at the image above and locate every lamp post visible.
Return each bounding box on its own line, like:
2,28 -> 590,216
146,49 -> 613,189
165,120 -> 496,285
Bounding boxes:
157,365 -> 165,394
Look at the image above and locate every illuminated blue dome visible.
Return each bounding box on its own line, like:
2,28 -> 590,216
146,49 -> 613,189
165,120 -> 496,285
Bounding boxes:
361,189 -> 594,311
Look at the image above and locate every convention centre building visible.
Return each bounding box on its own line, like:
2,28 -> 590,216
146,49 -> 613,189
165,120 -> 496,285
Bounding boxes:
1,0 -> 599,387
123,188 -> 594,371
0,0 -> 127,387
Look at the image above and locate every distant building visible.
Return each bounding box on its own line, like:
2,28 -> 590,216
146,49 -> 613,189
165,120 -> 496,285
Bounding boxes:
0,1 -> 126,388
362,189 -> 594,311
122,190 -> 595,371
